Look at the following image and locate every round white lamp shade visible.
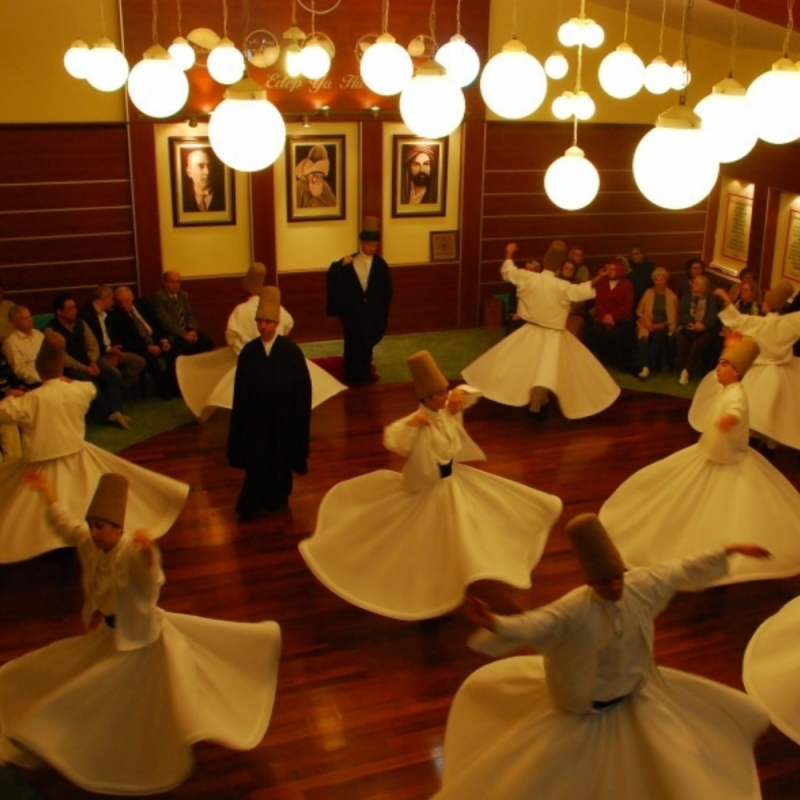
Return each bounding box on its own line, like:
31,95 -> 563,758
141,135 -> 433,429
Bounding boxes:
299,40 -> 332,79
209,78 -> 287,172
64,39 -> 91,79
545,146 -> 600,210
552,92 -> 574,120
599,43 -> 645,99
644,56 -> 672,94
128,45 -> 190,118
558,18 -> 581,48
633,107 -> 720,209
360,32 -> 413,96
168,37 -> 196,71
286,44 -> 303,77
573,90 -> 596,121
86,37 -> 129,92
400,61 -> 465,138
694,78 -> 757,163
480,38 -> 547,119
544,50 -> 569,80
670,59 -> 692,91
207,38 -> 246,84
435,34 -> 480,87
747,59 -> 800,145
583,20 -> 605,49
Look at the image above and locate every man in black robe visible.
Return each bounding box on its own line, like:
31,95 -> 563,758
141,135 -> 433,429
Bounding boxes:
227,287 -> 311,521
326,217 -> 393,385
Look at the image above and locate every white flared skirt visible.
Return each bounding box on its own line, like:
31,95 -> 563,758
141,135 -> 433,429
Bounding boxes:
0,444 -> 189,564
432,656 -> 768,800
0,614 -> 281,795
599,444 -> 800,583
461,324 -> 619,418
299,465 -> 562,620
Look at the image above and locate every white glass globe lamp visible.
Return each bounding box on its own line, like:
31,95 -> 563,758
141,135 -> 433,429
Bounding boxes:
573,90 -> 596,120
209,77 -> 286,172
435,33 -> 480,87
747,58 -> 800,145
480,38 -> 548,119
285,42 -> 303,77
670,59 -> 692,90
400,60 -> 465,138
299,38 -> 332,79
168,36 -> 196,71
633,104 -> 720,209
86,37 -> 130,92
545,146 -> 600,210
694,77 -> 757,163
207,37 -> 245,84
64,39 -> 91,79
128,45 -> 190,118
360,32 -> 414,96
599,43 -> 645,99
544,49 -> 569,80
558,18 -> 581,48
583,19 -> 605,49
552,92 -> 574,120
644,55 -> 672,94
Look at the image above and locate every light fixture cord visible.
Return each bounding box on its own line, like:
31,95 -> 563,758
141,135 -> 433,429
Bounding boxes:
573,114 -> 579,147
429,0 -> 436,45
99,0 -> 106,37
678,0 -> 692,105
382,0 -> 389,34
291,0 -> 297,26
623,0 -> 631,42
511,0 -> 517,38
222,0 -> 229,39
729,0 -> 739,76
657,0 -> 666,55
151,0 -> 159,44
72,0 -> 81,38
175,0 -> 183,36
783,0 -> 795,57
241,0 -> 250,49
456,0 -> 461,35
311,0 -> 316,36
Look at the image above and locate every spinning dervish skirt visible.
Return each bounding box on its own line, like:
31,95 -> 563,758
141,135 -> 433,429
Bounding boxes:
599,444 -> 800,583
0,614 -> 281,795
299,465 -> 562,620
0,444 -> 189,564
461,324 -> 619,418
432,656 -> 767,800
177,347 -> 346,419
744,595 -> 800,745
689,360 -> 800,449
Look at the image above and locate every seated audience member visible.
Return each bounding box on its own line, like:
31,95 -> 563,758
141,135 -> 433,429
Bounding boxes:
567,245 -> 590,283
112,286 -> 173,399
587,258 -> 636,372
0,281 -> 14,344
635,267 -> 678,379
152,271 -> 214,358
733,278 -> 762,316
2,306 -> 43,390
629,245 -> 655,307
557,258 -> 590,341
676,274 -> 720,385
80,285 -> 146,390
0,351 -> 23,462
729,267 -> 758,305
46,293 -> 128,428
676,257 -> 706,301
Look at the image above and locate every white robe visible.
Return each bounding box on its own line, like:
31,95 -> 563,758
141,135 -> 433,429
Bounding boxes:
0,502 -> 281,796
299,389 -> 562,620
689,305 -> 800,448
0,380 -> 188,564
433,553 -> 768,800
600,381 -> 800,583
462,263 -> 619,418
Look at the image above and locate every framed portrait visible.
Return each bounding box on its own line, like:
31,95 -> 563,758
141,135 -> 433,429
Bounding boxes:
430,230 -> 459,262
392,135 -> 448,218
169,137 -> 235,227
286,135 -> 346,222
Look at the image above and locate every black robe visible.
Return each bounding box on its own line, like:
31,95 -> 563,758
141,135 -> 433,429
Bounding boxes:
227,335 -> 312,515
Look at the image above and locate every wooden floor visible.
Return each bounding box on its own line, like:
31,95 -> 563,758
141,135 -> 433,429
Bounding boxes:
2,384 -> 800,799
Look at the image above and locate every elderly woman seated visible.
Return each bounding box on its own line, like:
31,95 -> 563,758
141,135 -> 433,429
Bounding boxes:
676,274 -> 720,385
733,278 -> 762,316
635,266 -> 678,380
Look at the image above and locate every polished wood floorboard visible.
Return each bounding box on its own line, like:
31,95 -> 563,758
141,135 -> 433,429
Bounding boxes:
2,384 -> 800,799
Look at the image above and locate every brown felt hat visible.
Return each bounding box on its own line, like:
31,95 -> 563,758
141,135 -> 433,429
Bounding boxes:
86,473 -> 128,528
408,350 -> 448,398
566,513 -> 625,584
359,215 -> 381,242
242,262 -> 267,295
722,336 -> 760,377
255,286 -> 281,322
35,330 -> 66,380
764,280 -> 795,312
542,240 -> 567,273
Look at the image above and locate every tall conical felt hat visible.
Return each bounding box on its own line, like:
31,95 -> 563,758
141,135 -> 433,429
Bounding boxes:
35,330 -> 66,380
542,240 -> 567,273
566,513 -> 625,584
242,262 -> 267,295
86,473 -> 128,528
764,279 -> 795,312
722,336 -> 760,377
359,215 -> 381,242
255,286 -> 281,322
407,350 -> 448,398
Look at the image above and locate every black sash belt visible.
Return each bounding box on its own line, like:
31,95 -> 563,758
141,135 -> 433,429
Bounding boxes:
438,461 -> 453,479
592,694 -> 628,711
103,615 -> 116,628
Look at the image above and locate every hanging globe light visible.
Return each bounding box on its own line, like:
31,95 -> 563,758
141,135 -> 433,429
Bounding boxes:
670,59 -> 692,90
544,50 -> 569,80
480,38 -> 548,120
573,90 -> 596,120
545,146 -> 600,210
747,58 -> 800,145
583,19 -> 605,49
435,33 -> 480,88
64,39 -> 91,79
644,55 -> 672,94
209,77 -> 287,172
128,44 -> 190,118
360,32 -> 414,96
207,37 -> 246,84
400,60 -> 465,138
599,43 -> 645,99
552,91 -> 575,120
694,77 -> 757,163
299,37 -> 332,80
168,36 -> 196,71
633,104 -> 720,209
285,42 -> 303,77
85,37 -> 130,92
558,18 -> 582,48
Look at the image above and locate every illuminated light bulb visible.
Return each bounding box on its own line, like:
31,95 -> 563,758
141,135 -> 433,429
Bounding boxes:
480,38 -> 547,119
435,33 -> 480,88
64,39 -> 91,79
644,55 -> 672,94
86,37 -> 129,92
128,44 -> 190,118
544,49 -> 569,80
544,146 -> 600,210
360,32 -> 414,96
168,36 -> 196,71
598,43 -> 645,99
207,37 -> 245,84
